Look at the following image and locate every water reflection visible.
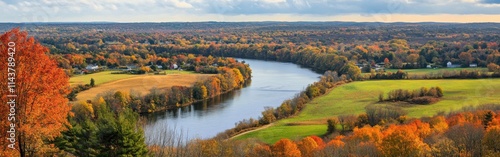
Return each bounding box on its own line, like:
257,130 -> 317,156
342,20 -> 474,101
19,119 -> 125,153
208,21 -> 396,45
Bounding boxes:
144,87 -> 244,123
143,59 -> 320,144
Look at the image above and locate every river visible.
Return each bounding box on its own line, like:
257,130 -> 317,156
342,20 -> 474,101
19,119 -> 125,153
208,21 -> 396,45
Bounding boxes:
143,59 -> 321,145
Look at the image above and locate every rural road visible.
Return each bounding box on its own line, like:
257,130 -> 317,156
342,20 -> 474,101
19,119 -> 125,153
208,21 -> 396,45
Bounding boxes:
229,124 -> 274,140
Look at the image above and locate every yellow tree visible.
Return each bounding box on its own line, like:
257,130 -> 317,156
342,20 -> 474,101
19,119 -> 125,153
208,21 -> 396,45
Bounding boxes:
326,135 -> 345,148
482,126 -> 500,156
272,139 -> 302,157
350,125 -> 383,144
297,137 -> 319,157
409,120 -> 432,139
379,125 -> 430,157
308,136 -> 325,149
0,28 -> 71,156
249,144 -> 272,157
429,116 -> 449,134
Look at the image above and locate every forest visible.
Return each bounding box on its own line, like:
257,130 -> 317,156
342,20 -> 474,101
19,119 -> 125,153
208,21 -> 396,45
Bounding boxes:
1,22 -> 500,156
1,22 -> 500,76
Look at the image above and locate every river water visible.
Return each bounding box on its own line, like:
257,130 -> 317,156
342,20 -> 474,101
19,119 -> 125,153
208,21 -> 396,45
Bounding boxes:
143,59 -> 321,144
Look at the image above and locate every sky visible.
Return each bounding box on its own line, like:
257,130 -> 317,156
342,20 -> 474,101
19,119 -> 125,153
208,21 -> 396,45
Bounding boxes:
1,0 -> 500,23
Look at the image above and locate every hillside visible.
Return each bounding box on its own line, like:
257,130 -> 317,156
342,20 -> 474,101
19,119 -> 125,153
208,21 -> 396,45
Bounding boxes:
236,79 -> 500,143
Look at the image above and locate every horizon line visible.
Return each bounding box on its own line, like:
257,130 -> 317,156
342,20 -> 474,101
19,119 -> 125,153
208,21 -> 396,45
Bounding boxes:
2,21 -> 500,24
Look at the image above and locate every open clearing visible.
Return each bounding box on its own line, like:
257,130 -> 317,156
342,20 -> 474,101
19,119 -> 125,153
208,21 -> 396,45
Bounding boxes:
70,71 -> 138,87
69,70 -> 195,87
235,78 -> 500,144
75,73 -> 213,101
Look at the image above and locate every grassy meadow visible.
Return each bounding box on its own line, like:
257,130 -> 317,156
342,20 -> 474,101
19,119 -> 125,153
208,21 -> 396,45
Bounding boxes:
384,67 -> 488,77
235,78 -> 500,143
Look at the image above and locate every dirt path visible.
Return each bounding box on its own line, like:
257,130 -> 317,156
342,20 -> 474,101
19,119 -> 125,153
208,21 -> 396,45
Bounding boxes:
230,123 -> 274,140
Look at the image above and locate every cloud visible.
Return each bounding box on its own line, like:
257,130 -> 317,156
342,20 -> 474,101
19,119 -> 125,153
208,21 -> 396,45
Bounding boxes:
0,0 -> 499,22
191,0 -> 500,15
481,0 -> 500,3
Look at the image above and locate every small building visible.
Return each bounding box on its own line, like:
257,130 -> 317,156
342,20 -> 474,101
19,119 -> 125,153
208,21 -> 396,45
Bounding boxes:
356,63 -> 366,70
170,64 -> 178,69
125,65 -> 138,71
85,64 -> 99,71
157,65 -> 163,69
447,61 -> 460,68
469,63 -> 478,68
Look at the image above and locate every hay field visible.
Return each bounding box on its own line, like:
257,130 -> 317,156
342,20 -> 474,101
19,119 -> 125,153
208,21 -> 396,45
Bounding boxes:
75,74 -> 214,101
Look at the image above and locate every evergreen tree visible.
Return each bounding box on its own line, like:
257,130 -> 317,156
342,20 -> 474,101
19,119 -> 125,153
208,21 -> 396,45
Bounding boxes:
483,111 -> 494,129
56,103 -> 148,156
90,78 -> 95,87
55,117 -> 100,156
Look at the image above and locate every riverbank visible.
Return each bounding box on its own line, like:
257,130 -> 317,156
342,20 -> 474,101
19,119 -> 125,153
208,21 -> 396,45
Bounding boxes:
139,81 -> 250,114
225,83 -> 341,140
215,70 -> 350,140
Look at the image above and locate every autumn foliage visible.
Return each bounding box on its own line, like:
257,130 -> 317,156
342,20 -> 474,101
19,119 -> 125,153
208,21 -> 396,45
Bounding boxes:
271,139 -> 302,157
0,28 -> 71,156
169,105 -> 500,157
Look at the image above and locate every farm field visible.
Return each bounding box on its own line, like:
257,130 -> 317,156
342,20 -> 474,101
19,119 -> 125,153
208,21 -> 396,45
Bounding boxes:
69,70 -> 196,87
235,78 -> 500,143
384,67 -> 488,76
74,73 -> 214,102
70,71 -> 138,86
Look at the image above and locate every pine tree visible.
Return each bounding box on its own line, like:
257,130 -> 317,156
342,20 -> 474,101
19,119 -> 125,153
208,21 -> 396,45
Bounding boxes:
90,78 -> 95,87
483,111 -> 494,129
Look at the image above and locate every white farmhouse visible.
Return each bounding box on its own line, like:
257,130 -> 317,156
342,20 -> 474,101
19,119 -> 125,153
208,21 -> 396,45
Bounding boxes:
85,64 -> 99,71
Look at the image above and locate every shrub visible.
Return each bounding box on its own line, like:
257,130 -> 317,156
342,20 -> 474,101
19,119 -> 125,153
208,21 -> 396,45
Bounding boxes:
381,86 -> 443,104
409,96 -> 439,105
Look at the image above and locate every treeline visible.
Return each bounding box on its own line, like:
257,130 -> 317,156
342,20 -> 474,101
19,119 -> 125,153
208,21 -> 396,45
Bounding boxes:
215,71 -> 352,139
367,70 -> 408,79
145,104 -> 500,157
379,86 -> 443,105
409,69 -> 500,79
367,69 -> 500,80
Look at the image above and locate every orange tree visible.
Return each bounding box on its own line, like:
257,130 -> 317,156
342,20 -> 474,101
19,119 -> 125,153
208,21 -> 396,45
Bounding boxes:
0,28 -> 71,156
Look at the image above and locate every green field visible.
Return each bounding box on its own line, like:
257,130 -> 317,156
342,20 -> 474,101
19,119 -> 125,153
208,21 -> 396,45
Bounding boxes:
235,79 -> 500,143
384,68 -> 488,76
70,71 -> 138,86
69,70 -> 195,86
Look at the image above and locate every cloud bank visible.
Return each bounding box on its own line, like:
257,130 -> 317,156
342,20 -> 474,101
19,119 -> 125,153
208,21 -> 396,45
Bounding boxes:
0,0 -> 499,22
